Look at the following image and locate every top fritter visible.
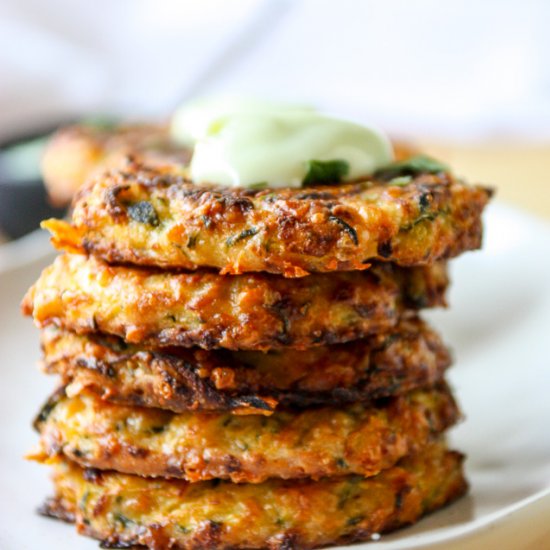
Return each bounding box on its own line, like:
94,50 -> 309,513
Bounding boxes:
44,160 -> 491,277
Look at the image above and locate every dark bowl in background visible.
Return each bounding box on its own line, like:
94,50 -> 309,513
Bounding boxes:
0,123 -> 67,240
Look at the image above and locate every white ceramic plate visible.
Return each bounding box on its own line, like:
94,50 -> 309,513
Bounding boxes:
0,202 -> 549,550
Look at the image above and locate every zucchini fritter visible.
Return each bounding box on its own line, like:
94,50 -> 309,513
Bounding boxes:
44,162 -> 491,276
41,317 -> 451,414
42,123 -> 190,206
22,254 -> 448,351
33,384 -> 458,483
41,441 -> 466,549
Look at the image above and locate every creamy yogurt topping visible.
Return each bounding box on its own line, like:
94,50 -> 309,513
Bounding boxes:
171,98 -> 393,188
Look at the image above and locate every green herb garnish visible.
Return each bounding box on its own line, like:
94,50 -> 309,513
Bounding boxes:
388,175 -> 413,186
303,159 -> 350,186
336,458 -> 349,469
127,200 -> 160,226
79,490 -> 90,511
375,155 -> 449,180
346,515 -> 365,527
249,181 -> 268,190
150,425 -> 166,434
113,513 -> 134,528
33,391 -> 62,429
400,212 -> 438,232
187,232 -> 199,248
329,215 -> 359,245
226,227 -> 259,247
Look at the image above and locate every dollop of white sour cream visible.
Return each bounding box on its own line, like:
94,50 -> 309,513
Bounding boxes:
171,98 -> 393,188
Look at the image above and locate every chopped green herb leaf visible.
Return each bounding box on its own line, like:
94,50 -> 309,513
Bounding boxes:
400,212 -> 438,232
389,175 -> 413,186
187,233 -> 199,248
375,155 -> 449,180
419,192 -> 432,212
235,440 -> 249,451
201,215 -> 213,229
113,513 -> 134,528
226,227 -> 259,247
103,366 -> 116,378
336,458 -> 349,469
329,215 -> 359,245
249,181 -> 268,190
303,159 -> 350,186
72,448 -> 87,458
34,397 -> 58,425
79,490 -> 90,511
127,201 -> 159,226
347,515 -> 365,526
114,420 -> 127,432
222,417 -> 233,428
377,239 -> 393,258
262,192 -> 277,202
338,486 -> 353,509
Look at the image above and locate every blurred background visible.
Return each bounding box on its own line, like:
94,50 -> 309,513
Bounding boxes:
0,0 -> 549,247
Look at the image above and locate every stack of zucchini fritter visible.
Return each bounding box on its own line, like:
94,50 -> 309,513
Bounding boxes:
23,131 -> 491,549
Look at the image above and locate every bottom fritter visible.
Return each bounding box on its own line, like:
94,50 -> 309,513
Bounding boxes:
41,440 -> 466,550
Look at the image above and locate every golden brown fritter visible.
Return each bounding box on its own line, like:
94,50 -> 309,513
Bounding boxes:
42,123 -> 190,206
33,384 -> 458,483
40,317 -> 451,414
22,254 -> 448,351
43,161 -> 491,276
40,441 -> 466,549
